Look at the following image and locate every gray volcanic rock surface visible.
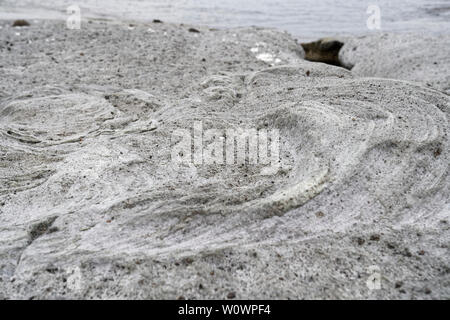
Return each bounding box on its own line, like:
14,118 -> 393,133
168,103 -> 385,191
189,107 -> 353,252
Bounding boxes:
0,20 -> 449,299
339,33 -> 450,94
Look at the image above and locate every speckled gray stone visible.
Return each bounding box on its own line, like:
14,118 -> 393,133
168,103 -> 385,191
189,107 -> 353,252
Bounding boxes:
0,20 -> 448,300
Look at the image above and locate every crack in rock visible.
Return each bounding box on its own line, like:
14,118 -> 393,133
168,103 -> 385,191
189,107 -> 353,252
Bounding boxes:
27,216 -> 58,244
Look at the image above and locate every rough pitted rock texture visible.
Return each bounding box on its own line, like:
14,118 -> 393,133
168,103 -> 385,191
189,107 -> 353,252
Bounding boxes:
0,20 -> 449,299
339,33 -> 450,94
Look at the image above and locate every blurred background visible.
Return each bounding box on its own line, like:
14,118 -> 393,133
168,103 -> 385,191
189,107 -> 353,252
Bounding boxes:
1,0 -> 449,40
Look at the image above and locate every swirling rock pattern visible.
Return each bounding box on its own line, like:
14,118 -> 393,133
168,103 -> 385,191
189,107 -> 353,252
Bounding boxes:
0,20 -> 448,299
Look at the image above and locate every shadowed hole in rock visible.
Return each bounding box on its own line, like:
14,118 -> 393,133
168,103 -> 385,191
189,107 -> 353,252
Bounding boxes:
301,38 -> 350,69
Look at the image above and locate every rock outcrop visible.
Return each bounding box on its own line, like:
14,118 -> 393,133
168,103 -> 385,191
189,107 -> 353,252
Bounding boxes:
0,20 -> 448,299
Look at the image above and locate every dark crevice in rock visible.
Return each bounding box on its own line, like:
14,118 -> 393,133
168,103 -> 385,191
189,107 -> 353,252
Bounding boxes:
13,216 -> 59,277
301,38 -> 350,69
27,216 -> 58,244
12,20 -> 30,27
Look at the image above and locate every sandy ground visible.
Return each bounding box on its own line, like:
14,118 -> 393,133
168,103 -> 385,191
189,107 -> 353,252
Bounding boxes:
0,19 -> 449,299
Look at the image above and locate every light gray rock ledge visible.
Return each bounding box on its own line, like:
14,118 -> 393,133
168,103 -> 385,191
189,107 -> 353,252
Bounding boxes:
339,33 -> 450,94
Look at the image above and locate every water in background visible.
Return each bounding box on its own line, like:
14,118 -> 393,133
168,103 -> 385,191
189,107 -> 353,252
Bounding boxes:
1,0 -> 449,40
